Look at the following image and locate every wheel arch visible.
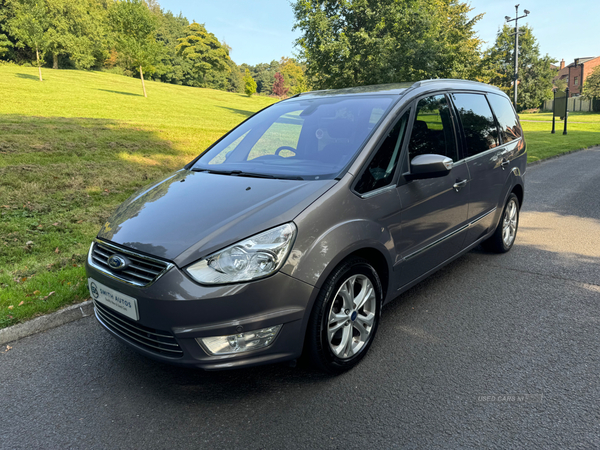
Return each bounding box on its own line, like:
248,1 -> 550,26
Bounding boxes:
344,247 -> 389,302
511,183 -> 524,209
302,248 -> 388,373
305,242 -> 392,304
290,241 -> 393,353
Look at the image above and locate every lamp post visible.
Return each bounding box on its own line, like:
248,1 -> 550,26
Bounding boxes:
505,5 -> 530,108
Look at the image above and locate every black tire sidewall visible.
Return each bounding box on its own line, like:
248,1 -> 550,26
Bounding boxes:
500,194 -> 519,252
308,258 -> 382,373
483,192 -> 520,253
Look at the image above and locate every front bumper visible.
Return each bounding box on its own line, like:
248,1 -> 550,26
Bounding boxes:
85,252 -> 315,370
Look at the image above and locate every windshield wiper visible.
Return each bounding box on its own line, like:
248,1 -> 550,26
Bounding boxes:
191,168 -> 304,180
239,172 -> 304,180
191,168 -> 235,175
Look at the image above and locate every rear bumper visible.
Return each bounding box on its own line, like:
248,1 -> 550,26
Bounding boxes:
86,256 -> 316,370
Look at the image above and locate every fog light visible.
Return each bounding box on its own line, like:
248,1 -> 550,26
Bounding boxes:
197,325 -> 282,356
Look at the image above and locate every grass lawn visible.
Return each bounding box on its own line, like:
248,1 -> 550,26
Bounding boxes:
519,112 -> 600,163
1,64 -> 599,329
519,111 -> 600,123
0,64 -> 276,328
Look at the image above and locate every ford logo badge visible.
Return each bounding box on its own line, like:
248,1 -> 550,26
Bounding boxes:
107,254 -> 129,271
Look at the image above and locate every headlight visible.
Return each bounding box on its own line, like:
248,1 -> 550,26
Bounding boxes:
186,223 -> 296,284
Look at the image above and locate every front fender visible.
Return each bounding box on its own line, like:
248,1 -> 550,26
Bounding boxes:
281,218 -> 393,292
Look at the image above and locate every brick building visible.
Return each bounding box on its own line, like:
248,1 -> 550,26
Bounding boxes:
555,56 -> 600,97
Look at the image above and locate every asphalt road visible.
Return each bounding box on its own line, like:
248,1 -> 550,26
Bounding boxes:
2,148 -> 599,450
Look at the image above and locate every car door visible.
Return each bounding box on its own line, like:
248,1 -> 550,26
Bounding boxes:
449,92 -> 507,245
394,93 -> 471,288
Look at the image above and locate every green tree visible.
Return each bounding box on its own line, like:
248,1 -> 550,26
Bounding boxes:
43,0 -> 107,69
255,68 -> 275,95
581,66 -> 600,101
150,8 -> 190,85
292,0 -> 484,89
553,77 -> 567,91
109,0 -> 160,97
175,22 -> 230,88
0,33 -> 12,57
483,24 -> 555,111
243,68 -> 256,97
4,0 -> 48,80
225,58 -> 243,92
279,57 -> 309,94
241,60 -> 279,94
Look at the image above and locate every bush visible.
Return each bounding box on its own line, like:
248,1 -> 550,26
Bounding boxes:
243,68 -> 257,97
101,66 -> 126,76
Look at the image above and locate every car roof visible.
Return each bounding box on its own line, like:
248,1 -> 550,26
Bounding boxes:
293,79 -> 502,100
297,83 -> 414,98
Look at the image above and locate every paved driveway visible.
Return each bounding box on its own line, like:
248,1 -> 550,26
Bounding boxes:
1,148 -> 599,449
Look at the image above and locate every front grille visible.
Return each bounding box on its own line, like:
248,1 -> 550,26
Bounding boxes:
91,241 -> 170,286
94,301 -> 183,358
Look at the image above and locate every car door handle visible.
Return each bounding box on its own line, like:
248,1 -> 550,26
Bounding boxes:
501,159 -> 510,170
453,179 -> 468,192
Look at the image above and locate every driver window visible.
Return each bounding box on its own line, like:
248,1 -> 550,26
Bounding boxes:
408,95 -> 458,162
247,110 -> 304,160
355,110 -> 410,194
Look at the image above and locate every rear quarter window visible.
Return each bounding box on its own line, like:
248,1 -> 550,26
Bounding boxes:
486,94 -> 522,144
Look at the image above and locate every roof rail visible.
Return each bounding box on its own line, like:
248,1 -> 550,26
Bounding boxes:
293,79 -> 501,98
414,78 -> 502,91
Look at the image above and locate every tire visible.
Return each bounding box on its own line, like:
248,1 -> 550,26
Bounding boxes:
483,193 -> 520,253
306,257 -> 382,374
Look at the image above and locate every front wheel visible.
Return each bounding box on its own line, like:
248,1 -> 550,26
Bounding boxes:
483,193 -> 520,253
306,258 -> 382,374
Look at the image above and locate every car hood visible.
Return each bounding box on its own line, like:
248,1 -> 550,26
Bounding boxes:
97,169 -> 337,267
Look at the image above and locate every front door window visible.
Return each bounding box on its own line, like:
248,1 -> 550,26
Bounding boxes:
408,95 -> 458,162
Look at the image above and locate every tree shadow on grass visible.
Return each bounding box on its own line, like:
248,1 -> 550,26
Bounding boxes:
0,114 -> 185,203
0,114 -> 197,327
217,106 -> 258,117
97,89 -> 143,97
15,73 -> 41,81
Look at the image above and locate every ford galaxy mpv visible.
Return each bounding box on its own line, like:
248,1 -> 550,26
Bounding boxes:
86,79 -> 526,373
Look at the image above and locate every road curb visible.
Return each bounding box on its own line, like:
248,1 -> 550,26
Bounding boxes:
0,300 -> 94,346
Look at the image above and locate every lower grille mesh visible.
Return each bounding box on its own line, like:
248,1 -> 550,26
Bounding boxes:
95,301 -> 183,358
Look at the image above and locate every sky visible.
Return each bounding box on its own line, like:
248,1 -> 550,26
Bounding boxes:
158,0 -> 600,67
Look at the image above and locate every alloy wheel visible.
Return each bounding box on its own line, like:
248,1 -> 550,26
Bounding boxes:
326,274 -> 377,359
502,198 -> 518,247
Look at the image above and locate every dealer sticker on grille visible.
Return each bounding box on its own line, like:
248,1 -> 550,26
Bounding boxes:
88,278 -> 139,321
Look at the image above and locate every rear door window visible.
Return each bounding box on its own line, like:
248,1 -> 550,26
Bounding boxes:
451,93 -> 500,157
486,94 -> 522,144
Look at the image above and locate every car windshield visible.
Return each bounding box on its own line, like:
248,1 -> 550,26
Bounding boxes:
192,95 -> 395,180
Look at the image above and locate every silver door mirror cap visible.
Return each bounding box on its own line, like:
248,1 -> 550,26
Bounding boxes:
407,154 -> 453,180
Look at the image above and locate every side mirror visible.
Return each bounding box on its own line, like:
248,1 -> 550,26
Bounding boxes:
406,154 -> 453,180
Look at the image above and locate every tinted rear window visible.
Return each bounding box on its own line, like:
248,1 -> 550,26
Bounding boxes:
487,94 -> 522,143
452,93 -> 500,157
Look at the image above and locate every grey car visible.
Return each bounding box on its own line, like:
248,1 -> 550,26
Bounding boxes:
86,79 -> 525,373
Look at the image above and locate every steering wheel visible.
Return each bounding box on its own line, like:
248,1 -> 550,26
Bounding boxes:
275,146 -> 296,156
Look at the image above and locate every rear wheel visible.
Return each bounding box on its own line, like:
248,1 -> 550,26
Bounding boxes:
483,193 -> 520,253
306,258 -> 382,374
